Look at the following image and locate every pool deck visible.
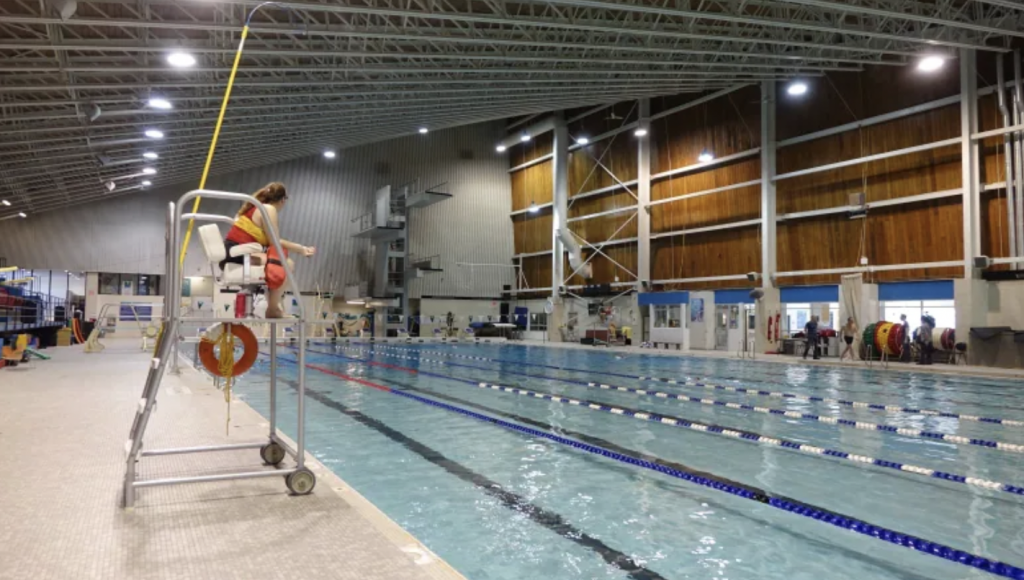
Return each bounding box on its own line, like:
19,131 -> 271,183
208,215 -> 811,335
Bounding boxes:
0,342 -> 464,580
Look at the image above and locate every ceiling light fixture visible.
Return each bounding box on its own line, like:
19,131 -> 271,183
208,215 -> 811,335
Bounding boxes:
148,97 -> 173,110
496,144 -> 507,153
529,201 -> 540,213
1,200 -> 9,206
144,129 -> 164,139
167,51 -> 196,68
323,150 -> 336,159
787,81 -> 808,96
520,133 -> 531,142
142,167 -> 157,175
917,55 -> 945,73
141,180 -> 152,187
698,150 -> 715,163
634,128 -> 648,137
576,137 -> 590,145
418,127 -> 428,134
143,152 -> 158,160
18,212 -> 27,218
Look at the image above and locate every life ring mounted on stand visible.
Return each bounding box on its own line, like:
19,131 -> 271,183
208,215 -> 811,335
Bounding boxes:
199,322 -> 259,377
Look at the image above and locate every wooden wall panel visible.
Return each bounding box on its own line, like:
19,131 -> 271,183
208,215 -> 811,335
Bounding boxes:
776,68 -> 959,142
518,254 -> 552,291
567,191 -> 636,220
777,199 -> 963,285
651,85 -> 761,174
651,186 -> 760,233
568,136 -> 638,194
512,212 -> 553,255
651,226 -> 760,290
510,160 -> 552,211
508,131 -> 553,167
776,106 -> 961,214
565,246 -> 638,287
567,212 -> 638,245
650,156 -> 761,233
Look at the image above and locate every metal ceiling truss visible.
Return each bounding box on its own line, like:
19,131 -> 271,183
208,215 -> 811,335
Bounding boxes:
1,0 -> 1022,217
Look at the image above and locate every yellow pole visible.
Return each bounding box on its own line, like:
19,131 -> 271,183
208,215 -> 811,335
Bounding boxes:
178,25 -> 250,269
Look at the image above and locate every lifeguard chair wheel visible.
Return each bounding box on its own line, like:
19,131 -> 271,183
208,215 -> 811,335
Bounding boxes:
285,468 -> 316,495
260,442 -> 286,466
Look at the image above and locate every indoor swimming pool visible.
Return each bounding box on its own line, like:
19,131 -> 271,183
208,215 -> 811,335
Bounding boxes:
236,343 -> 1024,580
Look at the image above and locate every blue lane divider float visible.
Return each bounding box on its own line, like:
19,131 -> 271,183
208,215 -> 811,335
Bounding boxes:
272,349 -> 1024,580
346,346 -> 1024,455
362,343 -> 1024,428
322,346 -> 1024,498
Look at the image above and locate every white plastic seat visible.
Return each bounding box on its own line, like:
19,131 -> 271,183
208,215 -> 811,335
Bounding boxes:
198,224 -> 266,286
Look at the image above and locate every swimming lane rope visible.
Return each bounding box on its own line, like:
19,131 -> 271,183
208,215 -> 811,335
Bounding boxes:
269,349 -> 1024,580
362,343 -> 1024,428
323,346 -> 1024,498
346,346 -> 1024,455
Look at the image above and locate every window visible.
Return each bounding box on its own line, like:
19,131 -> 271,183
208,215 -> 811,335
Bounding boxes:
137,275 -> 161,296
881,299 -> 955,329
667,305 -> 682,328
784,303 -> 811,335
99,273 -> 120,295
822,303 -> 840,329
530,312 -> 548,332
654,305 -> 668,328
99,273 -> 162,296
923,300 -> 955,328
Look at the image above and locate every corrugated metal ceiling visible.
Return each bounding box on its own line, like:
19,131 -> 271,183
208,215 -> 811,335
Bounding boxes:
1,0 -> 1021,217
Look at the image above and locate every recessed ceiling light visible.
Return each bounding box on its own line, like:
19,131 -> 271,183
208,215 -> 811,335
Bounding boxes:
1,200 -> 9,206
141,180 -> 152,187
698,150 -> 714,163
148,97 -> 172,110
418,127 -> 428,134
143,152 -> 158,160
142,167 -> 157,175
520,133 -> 531,142
18,212 -> 27,218
323,150 -> 336,159
787,81 -> 808,96
634,128 -> 648,137
576,137 -> 590,145
917,56 -> 945,72
145,129 -> 164,139
167,51 -> 196,68
496,144 -> 507,153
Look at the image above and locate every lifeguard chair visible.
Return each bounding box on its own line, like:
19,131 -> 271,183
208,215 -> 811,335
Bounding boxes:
122,190 -> 315,508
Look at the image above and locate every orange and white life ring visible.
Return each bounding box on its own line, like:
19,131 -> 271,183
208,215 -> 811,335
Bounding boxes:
199,323 -> 258,377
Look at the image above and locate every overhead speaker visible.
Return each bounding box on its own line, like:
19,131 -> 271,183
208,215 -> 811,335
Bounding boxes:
973,255 -> 992,269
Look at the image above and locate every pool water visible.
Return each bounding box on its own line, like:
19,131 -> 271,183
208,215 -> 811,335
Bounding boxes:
235,343 -> 1024,580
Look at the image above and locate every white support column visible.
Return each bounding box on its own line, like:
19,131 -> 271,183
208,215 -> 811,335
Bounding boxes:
961,48 -> 980,278
760,80 -> 778,283
552,112 -> 568,297
637,98 -> 652,290
756,80 -> 781,354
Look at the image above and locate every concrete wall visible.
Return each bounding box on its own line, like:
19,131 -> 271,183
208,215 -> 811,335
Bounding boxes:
0,122 -> 514,299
